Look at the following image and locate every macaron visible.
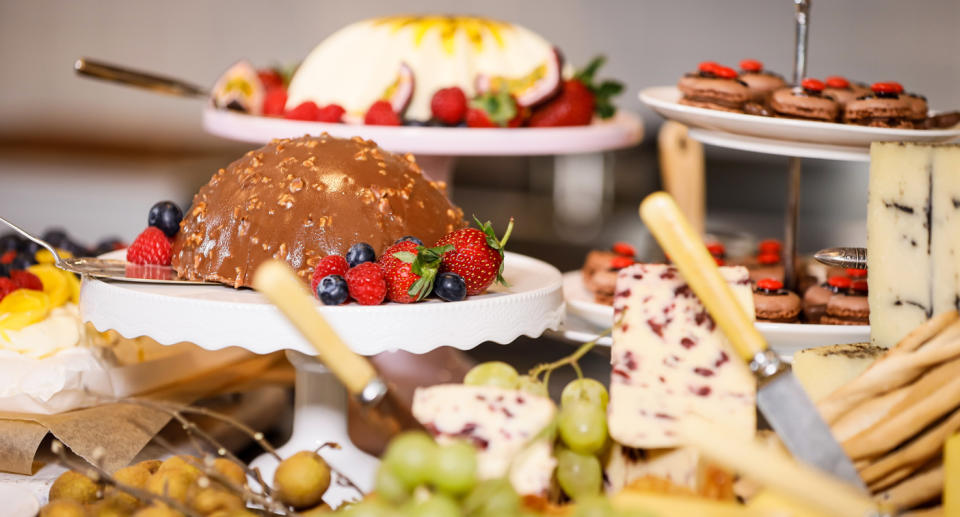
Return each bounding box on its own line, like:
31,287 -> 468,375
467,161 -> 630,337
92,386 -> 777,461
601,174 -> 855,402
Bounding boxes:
748,251 -> 785,284
753,278 -> 801,323
802,276 -> 850,324
738,59 -> 787,102
678,62 -> 752,112
844,82 -> 913,128
770,79 -> 839,122
581,250 -> 635,305
902,92 -> 929,127
821,279 -> 869,325
822,76 -> 858,108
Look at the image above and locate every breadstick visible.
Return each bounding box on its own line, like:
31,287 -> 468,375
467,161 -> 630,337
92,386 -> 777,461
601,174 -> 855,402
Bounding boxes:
832,386 -> 910,442
888,311 -> 959,356
844,356 -> 960,459
901,507 -> 943,517
861,407 -> 960,484
869,464 -> 918,493
874,463 -> 943,511
820,315 -> 960,423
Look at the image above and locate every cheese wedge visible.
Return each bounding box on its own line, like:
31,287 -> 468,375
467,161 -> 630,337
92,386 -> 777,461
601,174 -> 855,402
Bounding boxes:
608,263 -> 756,448
792,343 -> 884,402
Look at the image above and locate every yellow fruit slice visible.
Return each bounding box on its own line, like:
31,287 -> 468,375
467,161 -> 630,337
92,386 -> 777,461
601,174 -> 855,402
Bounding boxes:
35,248 -> 74,265
0,289 -> 51,331
65,270 -> 81,304
28,264 -> 70,308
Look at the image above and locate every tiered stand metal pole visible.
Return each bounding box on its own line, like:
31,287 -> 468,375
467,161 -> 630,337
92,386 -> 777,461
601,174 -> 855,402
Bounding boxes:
784,0 -> 810,290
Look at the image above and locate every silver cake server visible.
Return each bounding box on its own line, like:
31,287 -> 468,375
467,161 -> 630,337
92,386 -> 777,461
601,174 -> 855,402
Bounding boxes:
74,58 -> 209,98
814,247 -> 867,270
0,216 -> 214,285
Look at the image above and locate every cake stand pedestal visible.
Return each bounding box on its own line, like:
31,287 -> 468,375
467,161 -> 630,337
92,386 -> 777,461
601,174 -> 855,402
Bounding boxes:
79,252 -> 564,507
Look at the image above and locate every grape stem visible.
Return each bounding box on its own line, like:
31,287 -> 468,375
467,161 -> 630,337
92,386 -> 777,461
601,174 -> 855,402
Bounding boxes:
528,324 -> 615,389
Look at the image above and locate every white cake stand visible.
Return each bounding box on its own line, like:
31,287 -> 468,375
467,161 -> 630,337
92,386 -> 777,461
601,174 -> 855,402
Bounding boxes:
80,252 -> 564,506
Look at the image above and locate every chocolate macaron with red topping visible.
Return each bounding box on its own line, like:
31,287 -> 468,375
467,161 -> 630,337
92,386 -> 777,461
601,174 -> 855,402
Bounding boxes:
822,76 -> 859,109
753,278 -> 802,323
803,275 -> 851,324
678,62 -> 752,112
770,78 -> 840,122
822,276 -> 869,325
738,59 -> 786,102
902,92 -> 929,127
844,82 -> 913,128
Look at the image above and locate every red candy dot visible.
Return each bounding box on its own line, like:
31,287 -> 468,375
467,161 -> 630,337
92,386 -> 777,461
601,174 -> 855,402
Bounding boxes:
872,82 -> 904,94
740,59 -> 764,72
698,61 -> 720,73
846,268 -> 867,278
828,276 -> 852,289
801,78 -> 825,92
706,242 -> 726,257
758,239 -> 782,254
612,241 -> 637,257
852,280 -> 868,292
756,278 -> 783,291
757,252 -> 781,265
713,66 -> 738,79
611,256 -> 636,269
826,76 -> 850,89
714,257 -> 726,266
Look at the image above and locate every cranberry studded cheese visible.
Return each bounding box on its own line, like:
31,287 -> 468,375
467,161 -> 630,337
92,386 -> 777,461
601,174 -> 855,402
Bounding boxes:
608,263 -> 756,448
412,384 -> 557,495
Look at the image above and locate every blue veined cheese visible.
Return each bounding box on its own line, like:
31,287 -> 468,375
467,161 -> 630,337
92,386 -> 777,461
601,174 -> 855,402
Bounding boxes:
868,143 -> 960,348
412,384 -> 556,496
608,263 -> 756,448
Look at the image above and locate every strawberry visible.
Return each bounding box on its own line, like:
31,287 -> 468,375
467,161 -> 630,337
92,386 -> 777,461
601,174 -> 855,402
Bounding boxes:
258,69 -> 285,91
0,277 -> 17,301
435,217 -> 514,296
311,255 -> 349,294
364,100 -> 401,126
529,56 -> 623,127
285,101 -> 321,121
316,104 -> 346,123
126,227 -> 172,266
467,91 -> 521,128
431,87 -> 468,125
379,241 -> 452,303
345,262 -> 387,305
0,250 -> 15,264
610,256 -> 635,270
262,88 -> 288,117
10,270 -> 42,291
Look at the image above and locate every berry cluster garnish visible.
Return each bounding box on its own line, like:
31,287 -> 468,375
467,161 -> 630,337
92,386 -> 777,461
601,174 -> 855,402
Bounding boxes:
435,217 -> 513,296
127,201 -> 182,266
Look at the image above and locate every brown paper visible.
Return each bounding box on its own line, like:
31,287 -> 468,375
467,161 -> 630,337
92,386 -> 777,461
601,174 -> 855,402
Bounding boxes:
0,351 -> 289,474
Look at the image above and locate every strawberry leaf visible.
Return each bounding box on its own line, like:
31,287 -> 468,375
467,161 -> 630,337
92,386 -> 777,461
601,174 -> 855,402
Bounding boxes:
392,251 -> 417,264
574,56 -> 622,119
404,244 -> 454,299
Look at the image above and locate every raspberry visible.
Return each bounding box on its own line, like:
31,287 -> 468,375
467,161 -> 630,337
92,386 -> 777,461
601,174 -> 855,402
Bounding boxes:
364,100 -> 401,126
311,255 -> 349,294
10,270 -> 42,291
801,78 -> 825,92
345,262 -> 387,305
285,101 -> 322,121
739,59 -> 763,72
465,108 -> 496,128
431,87 -> 468,125
0,277 -> 17,301
126,227 -> 172,266
316,104 -> 345,123
611,241 -> 636,257
262,88 -> 288,116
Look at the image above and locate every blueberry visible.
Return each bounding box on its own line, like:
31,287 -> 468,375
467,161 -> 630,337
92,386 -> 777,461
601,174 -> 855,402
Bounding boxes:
0,233 -> 22,252
394,235 -> 423,246
316,274 -> 349,305
434,272 -> 466,302
0,262 -> 9,278
10,253 -> 35,270
19,239 -> 41,257
404,119 -> 430,127
148,201 -> 184,238
346,242 -> 376,267
42,228 -> 70,248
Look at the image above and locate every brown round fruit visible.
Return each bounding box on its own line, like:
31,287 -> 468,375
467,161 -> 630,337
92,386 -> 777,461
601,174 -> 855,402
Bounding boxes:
49,470 -> 100,504
145,469 -> 193,503
87,496 -> 138,517
137,459 -> 162,474
188,485 -> 244,514
131,504 -> 182,517
213,458 -> 247,487
157,456 -> 201,480
298,503 -> 332,516
273,451 -> 332,509
39,500 -> 86,517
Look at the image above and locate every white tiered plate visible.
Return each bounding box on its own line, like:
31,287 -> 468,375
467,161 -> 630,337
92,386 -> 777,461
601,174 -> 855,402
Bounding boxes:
202,107 -> 643,155
80,252 -> 563,507
561,271 -> 869,358
640,86 -> 960,148
81,252 -> 564,356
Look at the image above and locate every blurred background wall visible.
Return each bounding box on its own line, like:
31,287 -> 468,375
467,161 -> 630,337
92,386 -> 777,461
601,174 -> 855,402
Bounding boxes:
0,0 -> 957,268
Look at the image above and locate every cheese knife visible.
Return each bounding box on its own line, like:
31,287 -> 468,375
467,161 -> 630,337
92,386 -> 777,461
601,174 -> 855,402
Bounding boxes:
639,192 -> 866,490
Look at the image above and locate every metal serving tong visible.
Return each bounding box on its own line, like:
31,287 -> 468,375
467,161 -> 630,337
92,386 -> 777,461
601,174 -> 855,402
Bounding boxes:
74,57 -> 209,99
0,216 -> 212,285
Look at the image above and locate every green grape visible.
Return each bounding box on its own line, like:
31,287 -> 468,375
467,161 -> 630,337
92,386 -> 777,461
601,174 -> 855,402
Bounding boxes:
558,400 -> 608,454
430,440 -> 478,496
516,375 -> 549,397
404,493 -> 460,517
463,362 -> 520,389
462,478 -> 520,517
374,464 -> 409,503
556,448 -> 602,500
561,378 -> 609,411
340,499 -> 394,517
382,431 -> 438,489
573,495 -> 615,517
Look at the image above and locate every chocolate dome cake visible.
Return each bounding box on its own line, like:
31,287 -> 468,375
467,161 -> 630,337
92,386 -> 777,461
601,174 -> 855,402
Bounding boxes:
172,134 -> 465,287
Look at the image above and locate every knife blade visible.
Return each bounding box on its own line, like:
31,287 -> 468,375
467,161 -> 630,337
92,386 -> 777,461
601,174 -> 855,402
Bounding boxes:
639,192 -> 866,490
